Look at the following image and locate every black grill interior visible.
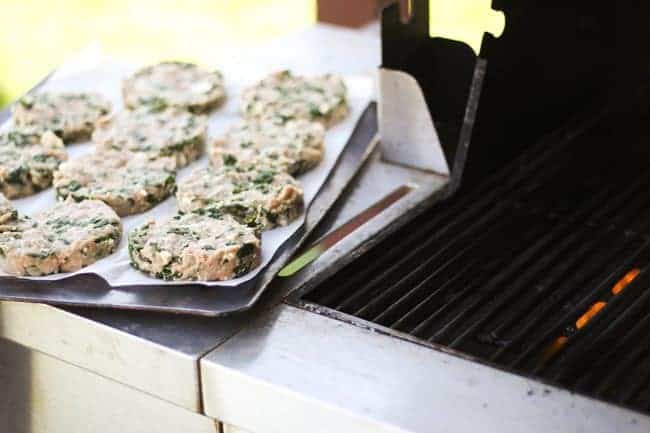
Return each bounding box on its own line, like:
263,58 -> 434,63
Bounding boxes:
301,93 -> 650,414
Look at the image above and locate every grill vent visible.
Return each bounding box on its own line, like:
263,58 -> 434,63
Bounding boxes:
301,105 -> 650,414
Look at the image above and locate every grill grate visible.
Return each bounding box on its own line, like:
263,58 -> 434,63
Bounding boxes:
301,102 -> 650,414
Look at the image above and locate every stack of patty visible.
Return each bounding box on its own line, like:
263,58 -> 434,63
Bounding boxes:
189,69 -> 349,230
0,62 -> 228,277
0,62 -> 350,282
119,62 -> 263,281
131,68 -> 349,281
0,89 -> 121,276
1,89 -> 113,200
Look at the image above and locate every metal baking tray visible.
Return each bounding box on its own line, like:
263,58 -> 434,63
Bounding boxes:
0,75 -> 378,316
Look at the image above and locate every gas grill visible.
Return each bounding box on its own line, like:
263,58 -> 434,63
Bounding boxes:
295,0 -> 650,425
1,2 -> 650,432
298,85 -> 650,416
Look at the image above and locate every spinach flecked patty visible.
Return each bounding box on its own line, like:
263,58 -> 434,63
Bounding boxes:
92,106 -> 207,168
210,117 -> 325,176
0,200 -> 122,276
123,61 -> 226,113
176,164 -> 304,230
0,130 -> 67,198
54,149 -> 176,216
13,92 -> 112,142
129,213 -> 260,281
0,193 -> 18,225
241,70 -> 348,128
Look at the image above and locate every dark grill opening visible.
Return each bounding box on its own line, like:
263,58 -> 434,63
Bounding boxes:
300,93 -> 650,414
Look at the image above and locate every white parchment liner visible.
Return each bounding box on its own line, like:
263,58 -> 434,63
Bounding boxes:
0,57 -> 373,287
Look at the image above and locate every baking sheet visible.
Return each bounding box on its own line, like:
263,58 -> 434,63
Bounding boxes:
0,57 -> 373,287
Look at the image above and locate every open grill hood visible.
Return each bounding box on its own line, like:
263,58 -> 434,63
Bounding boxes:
298,0 -> 650,421
379,0 -> 649,191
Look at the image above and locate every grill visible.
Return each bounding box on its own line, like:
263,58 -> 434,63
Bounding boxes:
301,85 -> 650,414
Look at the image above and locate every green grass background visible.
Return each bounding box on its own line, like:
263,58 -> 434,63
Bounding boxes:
0,0 -> 502,107
0,0 -> 317,107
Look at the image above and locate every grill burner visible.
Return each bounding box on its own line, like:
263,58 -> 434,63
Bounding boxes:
301,92 -> 650,414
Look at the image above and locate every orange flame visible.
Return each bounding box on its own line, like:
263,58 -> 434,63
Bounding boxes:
575,302 -> 606,329
611,268 -> 640,295
542,268 -> 640,362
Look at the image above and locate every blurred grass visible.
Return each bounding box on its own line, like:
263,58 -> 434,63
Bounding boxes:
0,88 -> 7,108
0,0 -> 316,107
429,0 -> 504,53
0,0 -> 502,108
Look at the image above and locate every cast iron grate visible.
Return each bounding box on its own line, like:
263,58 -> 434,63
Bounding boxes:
301,101 -> 650,414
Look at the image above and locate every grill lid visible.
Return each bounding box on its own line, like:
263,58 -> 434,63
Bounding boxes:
380,0 -> 650,192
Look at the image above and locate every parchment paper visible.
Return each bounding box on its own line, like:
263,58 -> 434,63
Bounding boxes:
0,57 -> 373,287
